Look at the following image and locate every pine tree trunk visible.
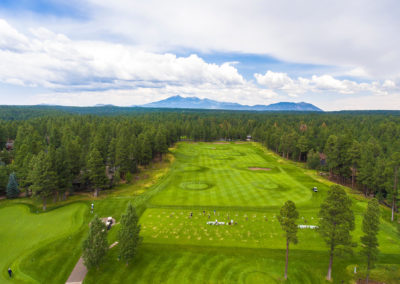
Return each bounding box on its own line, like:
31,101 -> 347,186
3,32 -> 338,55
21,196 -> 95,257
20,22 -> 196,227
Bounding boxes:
366,254 -> 370,284
327,245 -> 333,280
392,166 -> 398,222
43,197 -> 47,211
63,191 -> 67,201
284,238 -> 289,279
94,188 -> 99,197
298,152 -> 301,161
351,167 -> 355,189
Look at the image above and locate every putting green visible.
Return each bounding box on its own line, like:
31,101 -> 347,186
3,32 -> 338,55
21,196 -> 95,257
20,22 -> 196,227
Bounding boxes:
0,203 -> 87,283
180,181 -> 212,191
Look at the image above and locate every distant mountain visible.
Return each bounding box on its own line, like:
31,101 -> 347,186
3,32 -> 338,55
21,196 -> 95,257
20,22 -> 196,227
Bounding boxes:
141,95 -> 323,111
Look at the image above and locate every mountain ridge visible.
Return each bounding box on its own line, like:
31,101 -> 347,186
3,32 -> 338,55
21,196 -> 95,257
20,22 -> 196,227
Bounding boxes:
141,95 -> 323,111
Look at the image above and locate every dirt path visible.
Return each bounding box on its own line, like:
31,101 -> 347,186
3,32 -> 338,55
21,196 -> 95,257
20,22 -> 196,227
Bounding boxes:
65,242 -> 119,284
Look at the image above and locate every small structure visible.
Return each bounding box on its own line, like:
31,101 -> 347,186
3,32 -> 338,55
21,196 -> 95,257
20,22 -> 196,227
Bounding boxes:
5,139 -> 14,151
298,225 -> 318,229
313,187 -> 318,192
207,220 -> 225,225
246,135 -> 252,141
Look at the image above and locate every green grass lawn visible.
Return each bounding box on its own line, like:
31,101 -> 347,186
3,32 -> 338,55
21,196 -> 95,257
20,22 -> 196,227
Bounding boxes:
85,142 -> 400,283
0,203 -> 88,283
0,154 -> 172,283
1,142 -> 400,283
150,143 -> 327,208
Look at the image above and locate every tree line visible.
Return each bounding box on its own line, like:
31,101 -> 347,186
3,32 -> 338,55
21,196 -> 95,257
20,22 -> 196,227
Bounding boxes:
0,109 -> 399,216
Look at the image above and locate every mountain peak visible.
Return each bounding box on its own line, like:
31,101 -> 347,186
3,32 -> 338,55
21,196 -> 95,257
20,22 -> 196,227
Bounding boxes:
141,96 -> 323,111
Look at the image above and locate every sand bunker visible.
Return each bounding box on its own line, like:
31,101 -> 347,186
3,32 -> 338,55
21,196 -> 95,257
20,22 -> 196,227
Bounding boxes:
248,167 -> 271,171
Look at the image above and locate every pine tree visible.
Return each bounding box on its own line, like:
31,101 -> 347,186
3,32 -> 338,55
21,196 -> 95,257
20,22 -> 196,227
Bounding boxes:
139,133 -> 152,165
82,216 -> 108,270
28,151 -> 57,210
154,128 -> 168,160
318,185 -> 355,280
277,200 -> 299,279
87,148 -> 107,197
361,198 -> 381,284
119,203 -> 142,265
324,135 -> 339,176
0,166 -> 8,195
348,140 -> 361,189
389,152 -> 400,221
297,136 -> 308,161
6,173 -> 19,199
115,132 -> 132,179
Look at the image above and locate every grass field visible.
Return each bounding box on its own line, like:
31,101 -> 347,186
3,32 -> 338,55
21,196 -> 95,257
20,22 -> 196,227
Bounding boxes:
0,203 -> 87,283
1,142 -> 399,283
85,142 -> 400,283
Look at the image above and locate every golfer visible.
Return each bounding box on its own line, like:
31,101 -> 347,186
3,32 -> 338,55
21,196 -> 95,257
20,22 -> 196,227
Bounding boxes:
8,267 -> 12,278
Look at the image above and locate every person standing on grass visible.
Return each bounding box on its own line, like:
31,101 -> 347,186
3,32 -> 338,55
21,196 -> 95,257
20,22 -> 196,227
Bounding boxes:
8,268 -> 12,278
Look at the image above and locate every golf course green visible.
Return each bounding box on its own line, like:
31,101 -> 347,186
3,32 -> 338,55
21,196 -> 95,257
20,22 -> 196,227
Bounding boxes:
1,142 -> 399,283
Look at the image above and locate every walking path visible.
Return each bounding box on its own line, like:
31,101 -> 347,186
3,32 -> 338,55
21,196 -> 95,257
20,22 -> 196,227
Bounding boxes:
66,242 -> 119,284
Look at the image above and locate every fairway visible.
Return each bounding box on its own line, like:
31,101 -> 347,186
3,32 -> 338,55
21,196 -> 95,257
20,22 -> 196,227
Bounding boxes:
0,203 -> 87,283
84,142 -> 400,283
150,143 -> 324,207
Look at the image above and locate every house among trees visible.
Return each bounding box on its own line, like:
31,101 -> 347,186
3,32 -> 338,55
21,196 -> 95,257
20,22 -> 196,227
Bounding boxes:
5,139 -> 14,151
319,153 -> 327,166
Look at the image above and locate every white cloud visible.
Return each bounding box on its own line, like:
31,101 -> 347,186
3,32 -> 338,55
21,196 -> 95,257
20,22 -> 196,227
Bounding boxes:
254,71 -> 293,89
1,17 -> 399,109
70,0 -> 400,82
0,19 -> 245,91
255,71 -> 399,97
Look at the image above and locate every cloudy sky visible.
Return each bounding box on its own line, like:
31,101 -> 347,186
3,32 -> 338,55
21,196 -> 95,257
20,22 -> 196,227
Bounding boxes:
0,0 -> 399,110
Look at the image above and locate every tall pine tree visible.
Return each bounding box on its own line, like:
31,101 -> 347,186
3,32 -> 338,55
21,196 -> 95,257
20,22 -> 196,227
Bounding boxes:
277,200 -> 299,280
119,203 -> 142,265
318,185 -> 355,280
82,216 -> 108,270
28,151 -> 57,210
361,198 -> 381,284
87,148 -> 107,197
6,172 -> 19,199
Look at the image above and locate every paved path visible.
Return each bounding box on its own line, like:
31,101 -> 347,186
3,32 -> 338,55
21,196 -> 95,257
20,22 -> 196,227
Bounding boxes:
66,242 -> 119,284
66,257 -> 87,284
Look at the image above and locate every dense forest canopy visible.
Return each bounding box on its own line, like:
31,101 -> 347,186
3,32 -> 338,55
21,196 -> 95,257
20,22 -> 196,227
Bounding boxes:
0,106 -> 399,214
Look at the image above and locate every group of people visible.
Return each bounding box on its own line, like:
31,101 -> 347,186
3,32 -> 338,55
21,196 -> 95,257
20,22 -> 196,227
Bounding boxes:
188,210 -> 238,226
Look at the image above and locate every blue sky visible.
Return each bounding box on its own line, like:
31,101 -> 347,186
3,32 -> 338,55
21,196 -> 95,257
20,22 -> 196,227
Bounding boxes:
0,0 -> 399,110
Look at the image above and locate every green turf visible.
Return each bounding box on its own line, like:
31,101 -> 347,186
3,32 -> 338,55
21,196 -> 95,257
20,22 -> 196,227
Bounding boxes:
150,143 -> 325,208
2,142 -> 400,283
83,142 -> 400,283
0,203 -> 87,283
